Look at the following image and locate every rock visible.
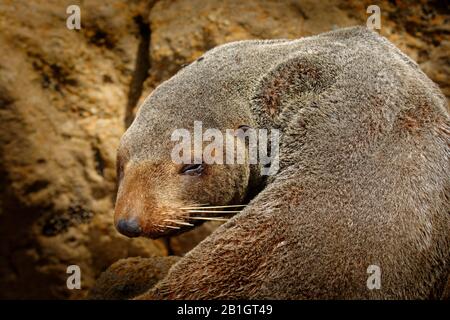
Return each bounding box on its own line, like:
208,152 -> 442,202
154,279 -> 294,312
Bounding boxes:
0,0 -> 165,299
88,256 -> 180,300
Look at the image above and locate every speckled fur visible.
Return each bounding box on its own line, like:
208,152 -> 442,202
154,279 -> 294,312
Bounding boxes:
119,26 -> 449,299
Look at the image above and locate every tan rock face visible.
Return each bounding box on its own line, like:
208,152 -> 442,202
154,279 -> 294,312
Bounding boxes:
0,0 -> 165,299
0,0 -> 448,299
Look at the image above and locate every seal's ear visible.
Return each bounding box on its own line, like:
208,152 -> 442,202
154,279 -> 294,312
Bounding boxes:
251,54 -> 338,128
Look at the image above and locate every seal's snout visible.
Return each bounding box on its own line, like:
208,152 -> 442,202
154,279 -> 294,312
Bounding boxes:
116,218 -> 142,238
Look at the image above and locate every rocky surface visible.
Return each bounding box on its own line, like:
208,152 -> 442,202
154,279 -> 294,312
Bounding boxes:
0,0 -> 448,299
0,0 -> 165,299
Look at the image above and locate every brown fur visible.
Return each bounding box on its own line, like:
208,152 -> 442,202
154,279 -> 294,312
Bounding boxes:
115,27 -> 449,299
89,256 -> 180,300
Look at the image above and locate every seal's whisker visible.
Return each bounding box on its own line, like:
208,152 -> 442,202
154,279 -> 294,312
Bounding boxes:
186,210 -> 241,214
156,223 -> 180,230
189,217 -> 229,222
180,205 -> 247,210
183,203 -> 210,208
164,219 -> 194,227
165,225 -> 181,229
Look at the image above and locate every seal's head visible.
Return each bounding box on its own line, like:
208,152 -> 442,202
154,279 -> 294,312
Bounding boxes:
114,50 -> 262,239
114,128 -> 252,239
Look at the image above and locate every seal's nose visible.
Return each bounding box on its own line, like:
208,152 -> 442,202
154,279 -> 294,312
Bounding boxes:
116,218 -> 142,237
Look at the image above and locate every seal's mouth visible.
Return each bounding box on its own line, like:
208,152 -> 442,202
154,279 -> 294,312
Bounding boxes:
117,204 -> 247,239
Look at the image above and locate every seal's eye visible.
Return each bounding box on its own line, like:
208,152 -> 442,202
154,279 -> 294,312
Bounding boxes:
180,163 -> 205,176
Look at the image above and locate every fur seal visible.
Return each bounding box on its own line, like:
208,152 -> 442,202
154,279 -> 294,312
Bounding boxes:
115,26 -> 449,299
